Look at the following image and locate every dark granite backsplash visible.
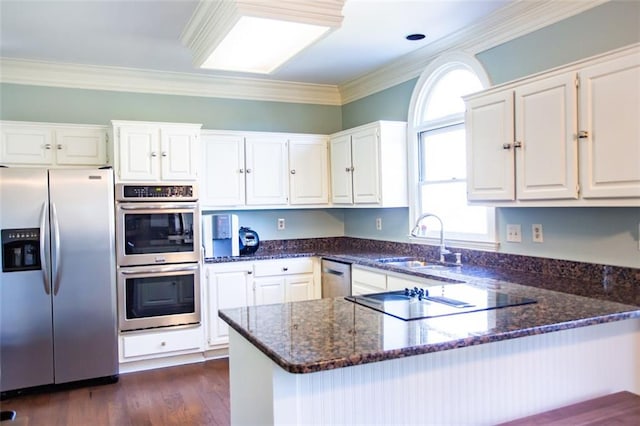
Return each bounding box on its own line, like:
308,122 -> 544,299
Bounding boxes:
254,236 -> 639,306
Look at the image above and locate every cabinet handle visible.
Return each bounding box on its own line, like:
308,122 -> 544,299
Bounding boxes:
246,169 -> 252,173
239,168 -> 244,174
513,141 -> 523,148
290,169 -> 296,174
247,270 -> 252,275
502,143 -> 512,150
44,144 -> 52,150
345,167 -> 351,172
282,267 -> 288,272
161,152 -> 168,157
56,144 -> 63,150
578,130 -> 589,139
151,152 -> 158,157
160,341 -> 166,347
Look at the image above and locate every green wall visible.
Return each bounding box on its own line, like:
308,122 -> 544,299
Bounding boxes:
1,1 -> 639,267
0,84 -> 342,134
342,0 -> 640,268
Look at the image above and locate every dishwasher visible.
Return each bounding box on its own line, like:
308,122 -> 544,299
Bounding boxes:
321,259 -> 351,298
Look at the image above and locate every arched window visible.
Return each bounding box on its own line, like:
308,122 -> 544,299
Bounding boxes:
407,53 -> 496,250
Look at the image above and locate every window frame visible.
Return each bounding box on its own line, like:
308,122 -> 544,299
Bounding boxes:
407,52 -> 498,251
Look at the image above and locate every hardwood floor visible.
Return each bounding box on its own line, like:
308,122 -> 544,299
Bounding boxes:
0,359 -> 230,426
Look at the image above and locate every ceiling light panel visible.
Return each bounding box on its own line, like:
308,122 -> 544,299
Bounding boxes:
181,0 -> 345,74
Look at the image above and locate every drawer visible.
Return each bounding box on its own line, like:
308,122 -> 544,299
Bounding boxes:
121,326 -> 203,359
254,258 -> 313,277
352,267 -> 386,290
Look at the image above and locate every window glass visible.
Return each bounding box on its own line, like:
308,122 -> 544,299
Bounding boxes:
409,54 -> 495,248
420,124 -> 466,182
423,69 -> 483,121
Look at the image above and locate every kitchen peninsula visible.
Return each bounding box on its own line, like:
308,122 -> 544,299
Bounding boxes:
219,259 -> 640,425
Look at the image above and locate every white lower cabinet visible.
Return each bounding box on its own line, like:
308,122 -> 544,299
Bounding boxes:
204,261 -> 253,349
386,274 -> 422,291
119,325 -> 203,362
253,258 -> 315,304
205,257 -> 318,350
351,266 -> 387,295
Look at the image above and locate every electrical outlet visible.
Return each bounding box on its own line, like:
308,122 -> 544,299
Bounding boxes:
375,217 -> 382,231
277,218 -> 285,230
532,224 -> 544,243
506,224 -> 522,243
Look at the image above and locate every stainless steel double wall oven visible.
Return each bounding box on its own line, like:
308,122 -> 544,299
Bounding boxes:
115,183 -> 201,332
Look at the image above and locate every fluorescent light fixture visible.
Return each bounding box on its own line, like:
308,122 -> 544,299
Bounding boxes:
201,16 -> 330,73
182,0 -> 344,74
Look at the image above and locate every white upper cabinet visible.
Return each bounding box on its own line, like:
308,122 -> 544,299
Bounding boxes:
0,121 -> 108,167
578,52 -> 640,199
112,120 -> 201,182
288,135 -> 329,205
245,135 -> 289,206
514,73 -> 578,200
200,130 -> 329,209
465,91 -> 515,201
200,132 -> 246,207
329,133 -> 353,203
329,121 -> 408,207
467,73 -> 577,202
465,44 -> 639,206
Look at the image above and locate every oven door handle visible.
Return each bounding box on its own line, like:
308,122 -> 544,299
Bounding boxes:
120,265 -> 199,275
118,203 -> 198,210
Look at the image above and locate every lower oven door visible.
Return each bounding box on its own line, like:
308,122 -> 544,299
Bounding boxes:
118,263 -> 200,332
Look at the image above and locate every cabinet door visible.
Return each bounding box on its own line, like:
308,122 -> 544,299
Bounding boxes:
579,53 -> 640,199
465,90 -> 515,201
0,125 -> 54,165
118,124 -> 159,181
515,73 -> 578,200
289,136 -> 329,205
329,134 -> 353,204
206,266 -> 252,348
254,277 -> 285,306
285,274 -> 314,302
351,127 -> 381,204
201,133 -> 246,206
55,127 -> 108,166
351,267 -> 386,295
160,126 -> 199,181
245,136 -> 288,205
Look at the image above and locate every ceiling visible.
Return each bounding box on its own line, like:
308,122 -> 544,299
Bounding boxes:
0,0 -> 513,87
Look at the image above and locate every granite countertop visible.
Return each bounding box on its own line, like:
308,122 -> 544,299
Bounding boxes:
218,250 -> 640,374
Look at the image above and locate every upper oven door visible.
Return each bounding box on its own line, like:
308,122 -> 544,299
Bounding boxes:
116,202 -> 201,266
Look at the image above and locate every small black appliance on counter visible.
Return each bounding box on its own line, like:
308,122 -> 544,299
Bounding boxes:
239,226 -> 259,255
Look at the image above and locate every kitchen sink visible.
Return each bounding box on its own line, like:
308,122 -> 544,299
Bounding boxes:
375,257 -> 457,269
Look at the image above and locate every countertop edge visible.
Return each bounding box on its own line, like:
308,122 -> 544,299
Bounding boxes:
219,307 -> 640,375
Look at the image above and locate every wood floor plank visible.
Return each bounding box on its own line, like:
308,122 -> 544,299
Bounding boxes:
0,359 -> 230,426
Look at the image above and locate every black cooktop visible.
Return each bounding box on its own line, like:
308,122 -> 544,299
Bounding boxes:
345,284 -> 536,321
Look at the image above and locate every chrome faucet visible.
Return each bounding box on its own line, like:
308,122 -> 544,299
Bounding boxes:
410,213 -> 451,263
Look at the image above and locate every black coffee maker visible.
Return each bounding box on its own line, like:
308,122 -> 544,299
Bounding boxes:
238,227 -> 259,255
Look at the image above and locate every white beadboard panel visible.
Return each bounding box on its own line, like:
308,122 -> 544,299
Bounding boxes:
230,319 -> 640,425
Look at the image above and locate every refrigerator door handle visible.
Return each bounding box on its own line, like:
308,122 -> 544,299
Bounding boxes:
39,201 -> 51,295
51,203 -> 62,295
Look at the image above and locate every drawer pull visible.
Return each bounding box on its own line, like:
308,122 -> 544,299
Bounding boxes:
160,341 -> 166,347
282,267 -> 288,272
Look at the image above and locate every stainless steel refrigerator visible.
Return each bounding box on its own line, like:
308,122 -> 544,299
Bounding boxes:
0,168 -> 118,394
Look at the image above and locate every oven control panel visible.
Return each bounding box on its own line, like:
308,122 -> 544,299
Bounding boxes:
116,184 -> 198,201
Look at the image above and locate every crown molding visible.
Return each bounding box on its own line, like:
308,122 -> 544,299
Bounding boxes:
0,58 -> 342,105
339,0 -> 609,104
0,0 -> 607,106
